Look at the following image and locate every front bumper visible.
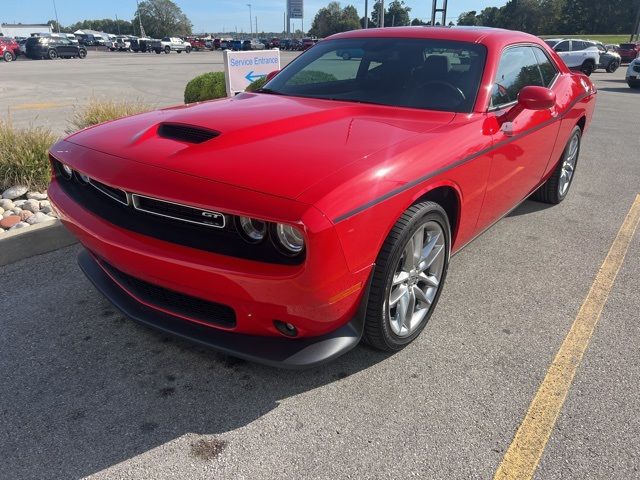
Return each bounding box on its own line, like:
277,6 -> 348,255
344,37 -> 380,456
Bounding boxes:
79,248 -> 367,368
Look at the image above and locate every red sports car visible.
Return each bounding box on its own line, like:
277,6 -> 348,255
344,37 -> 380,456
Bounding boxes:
48,27 -> 596,368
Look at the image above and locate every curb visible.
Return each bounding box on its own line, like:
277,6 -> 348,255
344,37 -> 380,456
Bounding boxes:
0,220 -> 77,267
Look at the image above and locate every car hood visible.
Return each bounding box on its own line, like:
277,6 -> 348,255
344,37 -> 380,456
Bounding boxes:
65,93 -> 455,200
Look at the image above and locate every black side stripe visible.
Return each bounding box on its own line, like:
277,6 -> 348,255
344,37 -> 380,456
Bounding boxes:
332,92 -> 590,224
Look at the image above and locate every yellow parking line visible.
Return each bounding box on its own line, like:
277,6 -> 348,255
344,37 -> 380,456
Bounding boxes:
494,194 -> 640,480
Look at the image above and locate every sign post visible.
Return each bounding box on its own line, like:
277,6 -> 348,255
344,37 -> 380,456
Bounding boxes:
223,49 -> 281,96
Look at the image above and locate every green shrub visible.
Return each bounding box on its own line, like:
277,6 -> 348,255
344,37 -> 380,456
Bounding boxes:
289,70 -> 337,86
0,121 -> 58,191
184,72 -> 227,103
68,99 -> 150,133
246,76 -> 269,92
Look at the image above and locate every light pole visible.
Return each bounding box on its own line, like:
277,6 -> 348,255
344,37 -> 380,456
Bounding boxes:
247,4 -> 252,37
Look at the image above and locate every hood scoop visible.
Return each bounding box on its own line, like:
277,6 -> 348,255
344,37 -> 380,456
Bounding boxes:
157,123 -> 219,144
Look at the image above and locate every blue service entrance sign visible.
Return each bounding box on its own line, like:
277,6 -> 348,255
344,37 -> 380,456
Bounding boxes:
223,49 -> 281,96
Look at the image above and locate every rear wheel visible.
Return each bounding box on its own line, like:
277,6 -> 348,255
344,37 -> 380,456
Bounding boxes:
48,49 -> 58,60
164,46 -> 171,54
532,126 -> 581,204
185,46 -> 191,53
155,49 -> 161,54
363,202 -> 450,352
580,60 -> 595,76
78,49 -> 87,59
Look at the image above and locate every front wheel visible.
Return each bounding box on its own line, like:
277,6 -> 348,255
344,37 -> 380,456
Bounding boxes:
363,202 -> 450,351
185,46 -> 191,53
155,49 -> 161,54
606,61 -> 619,73
2,51 -> 13,62
627,80 -> 640,89
48,49 -> 58,60
532,126 -> 581,204
78,49 -> 87,59
164,46 -> 171,54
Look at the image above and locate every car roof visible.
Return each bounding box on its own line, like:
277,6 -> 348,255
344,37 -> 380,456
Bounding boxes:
331,26 -> 542,47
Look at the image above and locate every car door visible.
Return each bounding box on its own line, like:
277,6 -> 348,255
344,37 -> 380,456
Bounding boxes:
476,45 -> 561,230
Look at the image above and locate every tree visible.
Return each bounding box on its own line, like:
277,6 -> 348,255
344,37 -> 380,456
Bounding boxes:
371,0 -> 411,27
457,11 -> 478,26
135,0 -> 192,38
477,7 -> 501,28
309,2 -> 361,38
68,19 -> 135,35
411,18 -> 428,26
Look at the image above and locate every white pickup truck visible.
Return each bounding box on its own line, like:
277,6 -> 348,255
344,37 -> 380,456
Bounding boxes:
151,37 -> 192,54
543,39 -> 600,76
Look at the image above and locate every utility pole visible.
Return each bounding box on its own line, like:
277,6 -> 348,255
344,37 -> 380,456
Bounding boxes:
247,4 -> 252,37
431,0 -> 448,26
632,1 -> 640,42
380,0 -> 385,28
364,0 -> 368,28
52,0 -> 61,33
255,16 -> 258,36
116,14 -> 121,35
135,0 -> 146,37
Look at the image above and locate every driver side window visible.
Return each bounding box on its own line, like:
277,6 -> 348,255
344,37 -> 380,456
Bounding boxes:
490,46 -> 544,109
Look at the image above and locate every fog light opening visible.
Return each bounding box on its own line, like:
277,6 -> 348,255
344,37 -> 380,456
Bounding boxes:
274,320 -> 298,337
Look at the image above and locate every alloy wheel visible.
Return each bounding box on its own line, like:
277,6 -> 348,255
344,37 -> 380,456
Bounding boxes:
386,221 -> 446,338
559,132 -> 579,196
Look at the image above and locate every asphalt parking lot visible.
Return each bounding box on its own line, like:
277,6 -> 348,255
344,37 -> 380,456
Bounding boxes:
1,60 -> 640,479
0,49 -> 301,134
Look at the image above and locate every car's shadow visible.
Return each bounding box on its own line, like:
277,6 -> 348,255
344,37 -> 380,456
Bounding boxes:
507,199 -> 555,217
1,245 -> 390,479
597,86 -> 640,94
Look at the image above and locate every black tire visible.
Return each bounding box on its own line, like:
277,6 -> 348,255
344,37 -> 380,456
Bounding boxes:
185,46 -> 191,53
155,49 -> 161,54
580,60 -> 594,76
532,126 -> 582,204
78,49 -> 87,59
628,80 -> 640,89
363,201 -> 450,352
164,46 -> 171,54
341,52 -> 351,60
3,51 -> 13,62
606,61 -> 619,73
48,49 -> 58,60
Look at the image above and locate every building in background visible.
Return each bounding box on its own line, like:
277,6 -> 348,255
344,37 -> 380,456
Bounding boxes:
0,23 -> 53,38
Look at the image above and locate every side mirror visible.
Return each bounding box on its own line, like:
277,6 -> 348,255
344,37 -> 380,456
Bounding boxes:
518,86 -> 556,111
266,70 -> 280,81
500,86 -> 556,135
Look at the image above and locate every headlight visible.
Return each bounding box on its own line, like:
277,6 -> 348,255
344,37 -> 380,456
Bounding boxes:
60,163 -> 73,179
237,216 -> 267,243
274,223 -> 305,255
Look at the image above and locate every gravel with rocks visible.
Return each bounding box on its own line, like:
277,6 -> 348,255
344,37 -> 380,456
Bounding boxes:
0,187 -> 58,236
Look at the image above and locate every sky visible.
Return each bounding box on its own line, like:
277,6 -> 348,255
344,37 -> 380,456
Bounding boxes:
2,1 -> 507,34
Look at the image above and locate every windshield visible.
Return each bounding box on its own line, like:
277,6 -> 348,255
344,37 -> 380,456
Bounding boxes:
620,43 -> 636,49
262,38 -> 487,113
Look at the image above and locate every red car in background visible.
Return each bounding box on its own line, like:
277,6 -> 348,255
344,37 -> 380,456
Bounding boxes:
0,37 -> 19,61
48,27 -> 596,367
617,42 -> 640,63
187,37 -> 207,51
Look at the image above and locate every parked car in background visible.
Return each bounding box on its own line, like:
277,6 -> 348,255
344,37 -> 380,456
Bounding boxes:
18,38 -> 28,56
0,37 -> 20,61
626,58 -> 640,88
588,41 -> 621,72
220,39 -> 230,50
617,43 -> 640,63
248,39 -> 265,50
187,37 -> 207,51
543,38 -> 599,76
302,38 -> 315,50
270,37 -> 281,48
280,38 -> 292,50
109,35 -> 132,51
130,37 -> 153,52
213,38 -> 221,49
151,37 -> 191,54
336,47 -> 363,60
25,36 -> 87,59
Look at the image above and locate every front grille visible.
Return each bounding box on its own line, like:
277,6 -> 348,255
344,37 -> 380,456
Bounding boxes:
157,123 -> 219,144
132,194 -> 225,229
51,158 -> 304,265
98,257 -> 236,328
90,178 -> 128,205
